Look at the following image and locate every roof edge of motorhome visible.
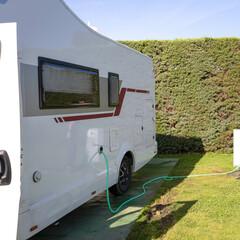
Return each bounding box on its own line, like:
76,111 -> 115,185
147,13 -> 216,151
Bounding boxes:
59,0 -> 153,62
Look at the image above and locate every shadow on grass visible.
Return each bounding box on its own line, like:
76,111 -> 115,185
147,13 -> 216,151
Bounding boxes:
127,200 -> 197,240
126,135 -> 205,240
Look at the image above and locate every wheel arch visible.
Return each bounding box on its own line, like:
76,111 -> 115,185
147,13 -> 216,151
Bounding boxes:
124,151 -> 134,168
115,142 -> 136,178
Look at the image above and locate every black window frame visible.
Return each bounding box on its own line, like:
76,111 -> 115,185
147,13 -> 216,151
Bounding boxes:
108,72 -> 120,107
38,57 -> 100,109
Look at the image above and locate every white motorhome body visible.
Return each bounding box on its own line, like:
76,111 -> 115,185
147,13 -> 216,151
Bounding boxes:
0,1 -> 157,239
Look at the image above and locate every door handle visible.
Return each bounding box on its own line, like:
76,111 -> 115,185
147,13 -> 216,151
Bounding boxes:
0,150 -> 12,185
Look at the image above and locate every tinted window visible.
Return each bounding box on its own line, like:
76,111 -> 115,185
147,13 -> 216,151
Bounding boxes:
39,58 -> 100,109
108,73 -> 119,107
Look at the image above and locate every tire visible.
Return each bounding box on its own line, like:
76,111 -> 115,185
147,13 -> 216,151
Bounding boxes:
109,156 -> 132,196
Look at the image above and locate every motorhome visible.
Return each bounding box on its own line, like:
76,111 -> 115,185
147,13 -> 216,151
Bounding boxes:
0,0 -> 157,239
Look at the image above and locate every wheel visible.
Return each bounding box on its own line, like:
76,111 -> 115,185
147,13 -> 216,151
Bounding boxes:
109,156 -> 132,196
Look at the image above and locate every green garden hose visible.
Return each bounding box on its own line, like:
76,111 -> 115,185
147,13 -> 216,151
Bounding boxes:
100,150 -> 240,214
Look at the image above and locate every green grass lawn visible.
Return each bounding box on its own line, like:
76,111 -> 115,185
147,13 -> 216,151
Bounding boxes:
127,153 -> 240,240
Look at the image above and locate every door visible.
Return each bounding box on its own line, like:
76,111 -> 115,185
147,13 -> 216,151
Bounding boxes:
0,23 -> 21,239
145,99 -> 155,147
134,115 -> 143,147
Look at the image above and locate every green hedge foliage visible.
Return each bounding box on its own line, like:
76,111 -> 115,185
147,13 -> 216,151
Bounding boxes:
119,38 -> 240,153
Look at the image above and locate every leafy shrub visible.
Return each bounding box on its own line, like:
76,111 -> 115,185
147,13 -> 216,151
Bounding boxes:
120,38 -> 240,153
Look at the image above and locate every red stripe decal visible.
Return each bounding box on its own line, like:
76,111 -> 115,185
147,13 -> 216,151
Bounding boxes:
54,87 -> 149,123
63,113 -> 113,122
127,88 -> 136,92
58,117 -> 63,123
136,89 -> 150,94
114,87 -> 127,116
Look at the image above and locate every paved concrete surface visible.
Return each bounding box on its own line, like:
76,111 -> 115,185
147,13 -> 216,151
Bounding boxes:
31,158 -> 179,240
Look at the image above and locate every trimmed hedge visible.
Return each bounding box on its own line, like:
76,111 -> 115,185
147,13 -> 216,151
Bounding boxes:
120,38 -> 240,153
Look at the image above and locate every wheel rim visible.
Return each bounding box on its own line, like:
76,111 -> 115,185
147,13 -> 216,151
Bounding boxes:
119,162 -> 129,188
